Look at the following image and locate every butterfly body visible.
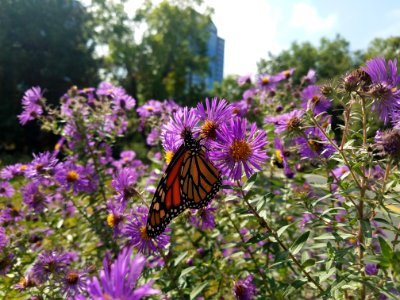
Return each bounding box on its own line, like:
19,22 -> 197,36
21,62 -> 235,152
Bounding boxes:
146,130 -> 221,237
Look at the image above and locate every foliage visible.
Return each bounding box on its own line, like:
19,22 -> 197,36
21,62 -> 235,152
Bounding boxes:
0,0 -> 99,156
257,35 -> 357,84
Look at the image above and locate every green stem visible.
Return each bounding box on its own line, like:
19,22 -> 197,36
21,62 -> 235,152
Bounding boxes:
237,181 -> 325,294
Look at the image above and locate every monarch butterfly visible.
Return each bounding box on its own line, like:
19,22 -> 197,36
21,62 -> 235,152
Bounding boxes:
146,130 -> 221,237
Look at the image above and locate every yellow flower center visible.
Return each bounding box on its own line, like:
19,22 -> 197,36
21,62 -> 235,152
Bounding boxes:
261,76 -> 270,85
18,278 -> 28,289
286,215 -> 294,222
145,106 -> 154,112
140,226 -> 151,241
66,170 -> 79,182
19,165 -> 28,171
54,143 -> 61,151
66,271 -> 79,284
107,213 -> 116,227
391,86 -> 397,92
283,70 -> 291,78
287,116 -> 301,131
229,140 -> 252,162
275,149 -> 283,164
311,95 -> 320,104
35,164 -> 44,172
201,120 -> 218,140
165,151 -> 174,165
308,139 -> 323,152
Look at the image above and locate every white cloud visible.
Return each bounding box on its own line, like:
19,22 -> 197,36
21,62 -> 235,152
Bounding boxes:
204,0 -> 282,75
289,2 -> 336,33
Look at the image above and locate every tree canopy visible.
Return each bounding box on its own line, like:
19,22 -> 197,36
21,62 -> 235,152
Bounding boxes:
0,0 -> 98,154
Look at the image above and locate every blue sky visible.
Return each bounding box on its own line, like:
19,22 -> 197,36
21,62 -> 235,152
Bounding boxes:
205,0 -> 400,75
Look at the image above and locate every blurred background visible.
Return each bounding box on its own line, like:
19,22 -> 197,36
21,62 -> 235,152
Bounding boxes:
1,0 -> 399,162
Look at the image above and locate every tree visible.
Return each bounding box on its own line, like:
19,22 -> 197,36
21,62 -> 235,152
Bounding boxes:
363,36 -> 400,60
258,35 -> 355,83
0,0 -> 98,156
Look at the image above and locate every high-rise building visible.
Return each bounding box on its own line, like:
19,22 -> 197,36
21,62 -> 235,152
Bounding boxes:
189,21 -> 224,91
205,22 -> 224,90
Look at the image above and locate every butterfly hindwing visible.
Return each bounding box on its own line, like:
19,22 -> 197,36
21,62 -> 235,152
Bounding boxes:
181,149 -> 221,209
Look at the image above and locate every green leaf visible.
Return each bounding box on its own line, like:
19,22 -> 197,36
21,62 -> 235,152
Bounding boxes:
174,251 -> 188,266
277,222 -> 296,237
290,231 -> 310,255
378,236 -> 393,259
243,173 -> 257,191
190,282 -> 209,299
302,258 -> 316,268
179,266 -> 196,280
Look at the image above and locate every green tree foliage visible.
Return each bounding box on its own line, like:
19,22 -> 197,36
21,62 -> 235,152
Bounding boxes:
90,0 -> 212,105
258,35 -> 356,84
363,36 -> 400,60
136,0 -> 211,104
0,0 -> 98,155
210,75 -> 249,102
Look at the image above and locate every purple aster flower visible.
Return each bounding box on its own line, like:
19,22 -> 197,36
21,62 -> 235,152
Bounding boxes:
335,209 -> 347,222
234,275 -> 257,300
210,118 -> 268,181
301,85 -> 331,115
61,269 -> 88,297
106,200 -> 126,237
302,69 -> 317,85
300,212 -> 315,230
296,127 -> 336,159
274,138 -> 294,179
18,104 -> 43,125
112,168 -> 139,203
161,107 -> 200,146
274,109 -> 304,134
123,206 -> 170,255
256,73 -> 285,91
0,253 -> 14,276
0,227 -> 7,252
15,274 -> 38,290
162,131 -> 181,165
279,68 -> 295,79
146,127 -> 161,146
196,97 -> 232,141
237,74 -> 252,86
54,161 -> 92,193
22,181 -> 49,213
32,250 -> 69,282
112,88 -> 136,111
362,57 -> 400,124
97,81 -> 118,97
365,263 -> 378,275
87,247 -> 160,300
243,88 -> 256,102
0,181 -> 14,198
231,100 -> 248,117
189,205 -> 216,230
120,150 -> 136,162
21,86 -> 43,107
137,100 -> 163,119
26,151 -> 58,178
375,128 -> 400,160
0,205 -> 23,225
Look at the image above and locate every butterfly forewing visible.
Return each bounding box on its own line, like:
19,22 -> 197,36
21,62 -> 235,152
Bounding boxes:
146,145 -> 189,238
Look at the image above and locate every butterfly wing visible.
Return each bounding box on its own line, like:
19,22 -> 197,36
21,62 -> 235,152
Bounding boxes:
146,144 -> 190,238
181,148 -> 221,209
